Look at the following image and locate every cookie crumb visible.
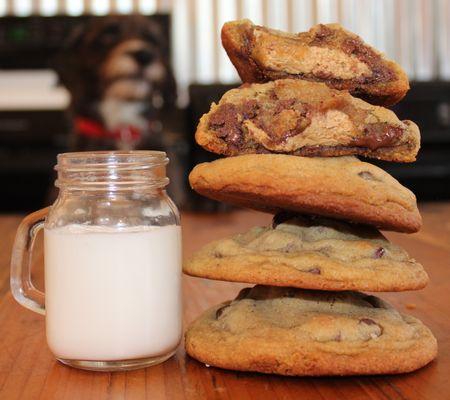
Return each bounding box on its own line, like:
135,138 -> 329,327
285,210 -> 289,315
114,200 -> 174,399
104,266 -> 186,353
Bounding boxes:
405,303 -> 417,310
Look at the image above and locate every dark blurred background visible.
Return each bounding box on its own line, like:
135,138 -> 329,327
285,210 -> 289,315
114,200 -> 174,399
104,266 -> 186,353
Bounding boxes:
0,0 -> 449,213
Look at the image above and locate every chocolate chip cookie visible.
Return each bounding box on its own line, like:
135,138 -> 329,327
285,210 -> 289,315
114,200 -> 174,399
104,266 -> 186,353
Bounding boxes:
196,79 -> 419,162
185,286 -> 437,376
222,20 -> 409,106
189,154 -> 421,233
184,214 -> 428,291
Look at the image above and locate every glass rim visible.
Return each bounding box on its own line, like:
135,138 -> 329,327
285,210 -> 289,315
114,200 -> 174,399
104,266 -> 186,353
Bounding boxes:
54,151 -> 169,190
55,151 -> 168,172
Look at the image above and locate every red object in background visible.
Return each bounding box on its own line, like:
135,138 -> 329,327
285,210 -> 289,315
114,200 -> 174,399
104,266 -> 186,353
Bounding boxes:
75,117 -> 141,143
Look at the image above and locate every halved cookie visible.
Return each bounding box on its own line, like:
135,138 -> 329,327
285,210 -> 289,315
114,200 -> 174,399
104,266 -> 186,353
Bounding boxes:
184,214 -> 428,292
185,286 -> 437,376
196,79 -> 420,162
222,20 -> 409,106
189,154 -> 422,233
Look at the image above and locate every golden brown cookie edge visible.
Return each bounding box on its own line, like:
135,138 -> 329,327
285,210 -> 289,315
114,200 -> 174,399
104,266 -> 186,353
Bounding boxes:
189,155 -> 422,233
185,303 -> 437,376
183,249 -> 429,292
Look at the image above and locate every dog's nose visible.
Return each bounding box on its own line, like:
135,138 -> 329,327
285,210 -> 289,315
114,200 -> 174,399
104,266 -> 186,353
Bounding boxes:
131,49 -> 154,66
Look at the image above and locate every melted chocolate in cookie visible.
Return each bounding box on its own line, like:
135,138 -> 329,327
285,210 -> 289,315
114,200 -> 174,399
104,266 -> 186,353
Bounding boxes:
208,91 -> 312,147
341,36 -> 395,83
350,123 -> 403,150
208,103 -> 245,147
309,24 -> 336,46
209,88 -> 404,152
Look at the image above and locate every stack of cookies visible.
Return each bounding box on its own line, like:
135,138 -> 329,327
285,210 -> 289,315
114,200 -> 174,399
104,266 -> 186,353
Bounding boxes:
184,20 -> 437,376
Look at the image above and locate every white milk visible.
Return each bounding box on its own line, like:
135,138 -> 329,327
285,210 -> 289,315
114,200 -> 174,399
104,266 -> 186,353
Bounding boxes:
44,224 -> 182,361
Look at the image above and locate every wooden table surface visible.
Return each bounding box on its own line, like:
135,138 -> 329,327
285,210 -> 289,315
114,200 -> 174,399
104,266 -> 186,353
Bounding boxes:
0,203 -> 449,400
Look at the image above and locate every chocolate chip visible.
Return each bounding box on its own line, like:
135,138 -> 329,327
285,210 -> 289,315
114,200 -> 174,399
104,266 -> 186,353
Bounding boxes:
358,171 -> 379,181
350,123 -> 403,150
215,304 -> 230,319
282,243 -> 296,253
213,251 -> 223,259
240,99 -> 258,119
359,318 -> 383,338
272,211 -> 297,228
334,332 -> 342,342
359,318 -> 377,326
209,103 -> 234,127
265,101 -> 311,141
209,103 -> 243,146
340,37 -> 396,83
310,24 -> 334,45
210,88 -> 314,149
341,37 -> 361,56
374,247 -> 385,259
273,98 -> 296,114
307,267 -> 321,275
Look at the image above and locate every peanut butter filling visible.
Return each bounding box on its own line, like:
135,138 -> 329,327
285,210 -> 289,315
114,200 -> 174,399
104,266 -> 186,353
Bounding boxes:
253,30 -> 372,80
248,24 -> 396,85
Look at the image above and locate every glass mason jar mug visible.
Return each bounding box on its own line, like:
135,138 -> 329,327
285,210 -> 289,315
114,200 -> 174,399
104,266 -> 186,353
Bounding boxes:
10,151 -> 182,371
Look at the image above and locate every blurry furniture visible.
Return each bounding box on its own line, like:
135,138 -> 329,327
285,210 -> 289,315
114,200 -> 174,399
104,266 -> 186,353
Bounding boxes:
0,70 -> 69,212
0,17 -> 87,212
378,82 -> 450,200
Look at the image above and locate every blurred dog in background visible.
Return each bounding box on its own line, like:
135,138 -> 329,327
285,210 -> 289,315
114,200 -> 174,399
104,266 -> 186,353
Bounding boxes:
57,15 -> 177,151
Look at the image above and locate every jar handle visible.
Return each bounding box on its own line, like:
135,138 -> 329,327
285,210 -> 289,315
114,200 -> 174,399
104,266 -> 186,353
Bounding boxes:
10,207 -> 49,315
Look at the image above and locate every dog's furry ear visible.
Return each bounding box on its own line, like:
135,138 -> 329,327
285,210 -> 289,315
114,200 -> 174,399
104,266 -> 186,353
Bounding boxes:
53,22 -> 84,89
53,18 -> 98,109
53,20 -> 99,106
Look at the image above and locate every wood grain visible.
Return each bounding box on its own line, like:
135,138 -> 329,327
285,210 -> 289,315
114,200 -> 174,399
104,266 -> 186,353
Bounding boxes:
0,203 -> 449,400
